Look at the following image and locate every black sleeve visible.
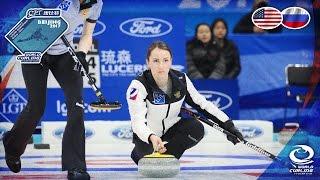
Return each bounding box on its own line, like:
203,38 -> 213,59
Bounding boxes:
86,18 -> 97,23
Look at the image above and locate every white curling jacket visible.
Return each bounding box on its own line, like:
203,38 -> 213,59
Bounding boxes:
126,69 -> 230,143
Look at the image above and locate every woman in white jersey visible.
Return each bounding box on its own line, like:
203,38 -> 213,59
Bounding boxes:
2,1 -> 102,179
126,41 -> 243,164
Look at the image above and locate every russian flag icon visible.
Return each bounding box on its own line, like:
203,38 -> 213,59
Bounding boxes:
281,7 -> 310,29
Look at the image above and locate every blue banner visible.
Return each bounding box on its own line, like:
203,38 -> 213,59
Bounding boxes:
188,79 -> 239,119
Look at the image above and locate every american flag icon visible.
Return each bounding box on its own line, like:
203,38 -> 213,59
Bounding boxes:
251,7 -> 282,30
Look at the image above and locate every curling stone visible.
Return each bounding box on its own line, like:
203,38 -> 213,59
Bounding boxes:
138,152 -> 180,178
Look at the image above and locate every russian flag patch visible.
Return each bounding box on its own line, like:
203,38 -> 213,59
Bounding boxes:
129,88 -> 138,100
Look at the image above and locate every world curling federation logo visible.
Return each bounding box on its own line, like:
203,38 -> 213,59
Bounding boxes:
289,145 -> 314,175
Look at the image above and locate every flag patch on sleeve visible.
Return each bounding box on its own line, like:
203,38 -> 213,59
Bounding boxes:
129,88 -> 138,100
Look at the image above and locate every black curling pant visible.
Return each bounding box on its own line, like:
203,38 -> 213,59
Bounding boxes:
131,117 -> 205,164
3,53 -> 86,171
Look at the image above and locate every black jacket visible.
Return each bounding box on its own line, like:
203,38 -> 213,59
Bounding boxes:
212,39 -> 241,78
187,39 -> 241,79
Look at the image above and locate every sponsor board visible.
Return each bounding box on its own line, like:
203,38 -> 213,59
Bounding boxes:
100,49 -> 146,77
100,48 -> 184,77
111,125 -> 133,140
185,90 -> 233,111
188,80 -> 239,119
236,124 -> 263,139
119,17 -> 172,38
199,90 -> 232,110
0,89 -> 27,122
42,121 -> 132,144
52,126 -> 94,139
56,100 -> 111,117
201,120 -> 273,143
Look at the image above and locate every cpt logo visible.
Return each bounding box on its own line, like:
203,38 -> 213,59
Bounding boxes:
53,127 -> 94,139
0,89 -> 27,122
289,145 -> 314,175
120,17 -> 173,38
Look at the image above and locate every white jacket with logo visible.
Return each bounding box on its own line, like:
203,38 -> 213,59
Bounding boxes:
126,69 -> 229,143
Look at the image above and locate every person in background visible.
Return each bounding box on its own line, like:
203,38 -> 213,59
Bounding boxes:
233,0 -> 282,33
186,23 -> 220,79
211,18 -> 241,79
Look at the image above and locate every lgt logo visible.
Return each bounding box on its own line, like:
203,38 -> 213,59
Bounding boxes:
0,89 -> 27,122
57,100 -> 110,116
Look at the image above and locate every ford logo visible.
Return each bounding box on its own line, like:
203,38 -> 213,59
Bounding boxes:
119,17 -> 173,38
112,126 -> 133,140
0,127 -> 8,141
74,20 -> 106,37
236,125 -> 263,139
53,127 -> 94,139
198,90 -> 232,110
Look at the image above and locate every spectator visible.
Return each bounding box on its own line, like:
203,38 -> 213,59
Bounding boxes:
186,23 -> 220,79
233,0 -> 282,33
211,18 -> 241,79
